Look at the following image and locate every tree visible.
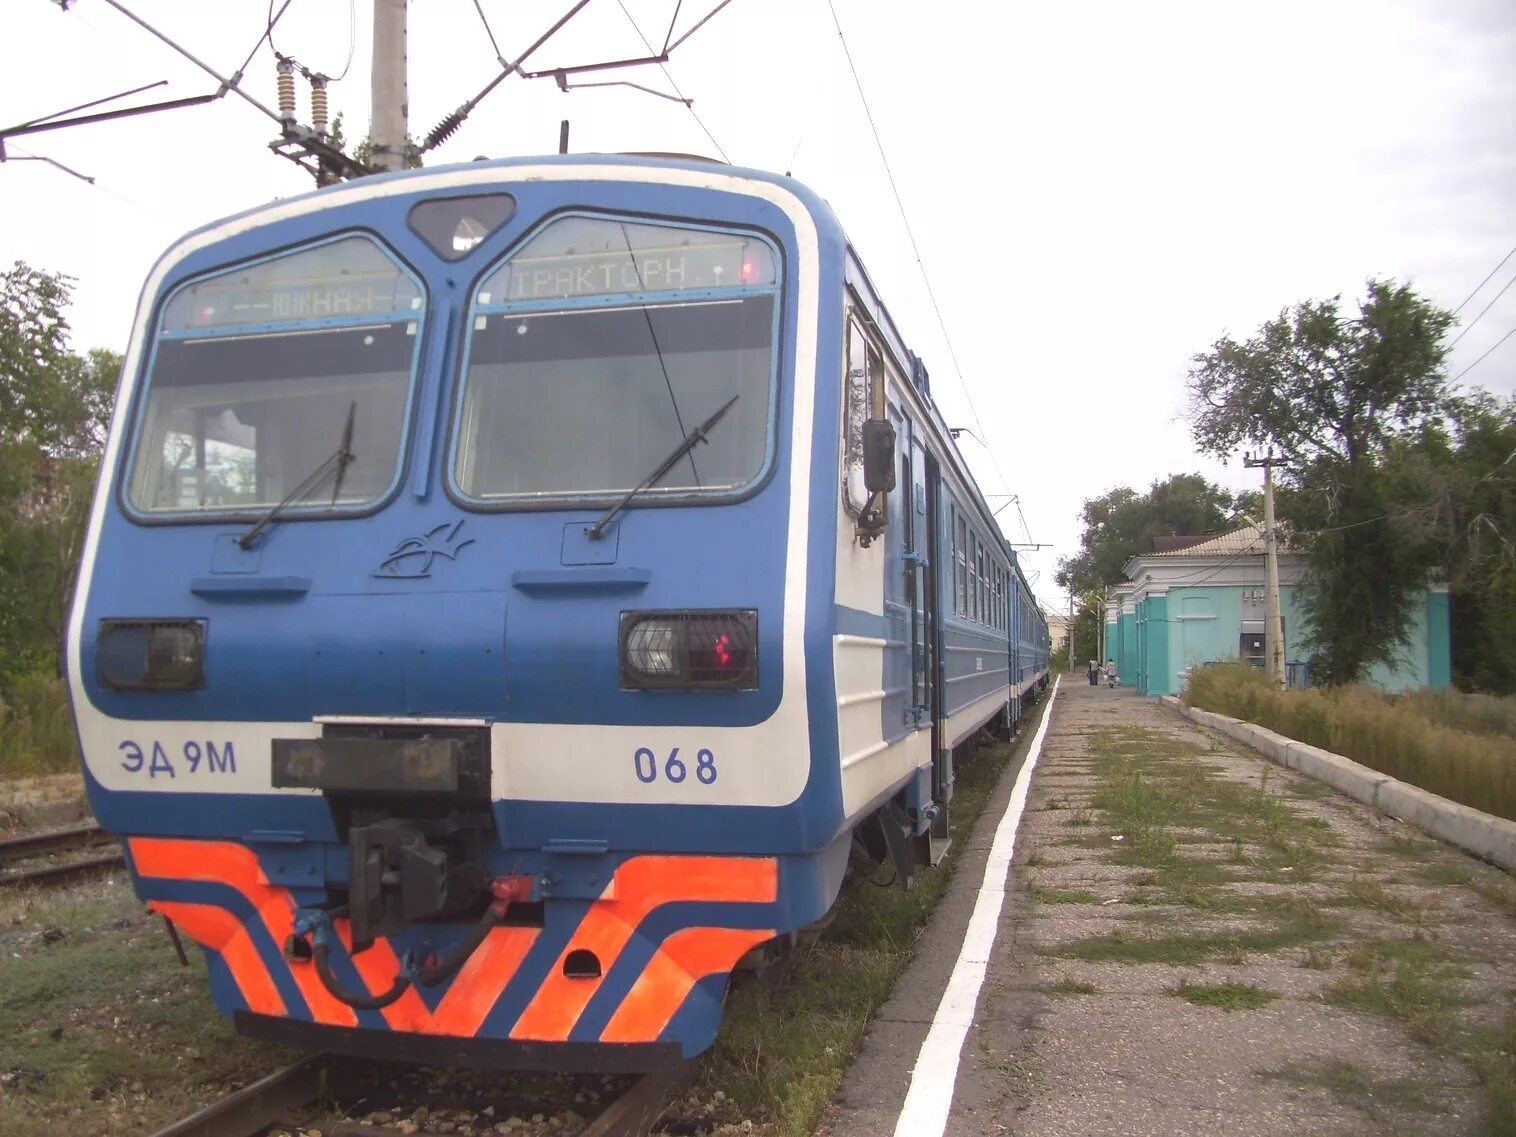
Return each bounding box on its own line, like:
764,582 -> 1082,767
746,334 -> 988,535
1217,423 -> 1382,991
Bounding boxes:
1187,279 -> 1457,685
1377,393 -> 1516,691
0,263 -> 119,697
1056,473 -> 1236,597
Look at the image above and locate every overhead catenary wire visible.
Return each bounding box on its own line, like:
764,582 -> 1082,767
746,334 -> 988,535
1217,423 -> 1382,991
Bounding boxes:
421,0 -> 594,152
1454,241 -> 1516,315
824,1 -> 1015,509
267,0 -> 355,83
471,0 -> 509,68
1448,271 -> 1516,350
615,0 -> 731,162
96,0 -> 285,126
1451,323 -> 1516,384
4,142 -> 167,218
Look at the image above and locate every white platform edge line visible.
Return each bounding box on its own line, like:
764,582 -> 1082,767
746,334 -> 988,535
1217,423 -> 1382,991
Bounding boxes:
891,676 -> 1060,1137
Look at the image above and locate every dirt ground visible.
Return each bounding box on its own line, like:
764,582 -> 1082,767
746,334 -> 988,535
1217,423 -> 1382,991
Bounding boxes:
949,682 -> 1516,1137
0,773 -> 88,834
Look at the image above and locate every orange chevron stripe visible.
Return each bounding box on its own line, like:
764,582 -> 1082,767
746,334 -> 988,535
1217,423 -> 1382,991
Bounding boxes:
134,840 -> 776,1045
510,855 -> 777,1042
423,927 -> 540,1037
330,918 -> 432,1030
600,926 -> 773,1043
131,837 -> 359,1028
150,900 -> 286,1017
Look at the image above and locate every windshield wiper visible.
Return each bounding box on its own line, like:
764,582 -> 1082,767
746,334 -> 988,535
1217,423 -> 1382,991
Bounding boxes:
236,401 -> 357,550
585,394 -> 738,540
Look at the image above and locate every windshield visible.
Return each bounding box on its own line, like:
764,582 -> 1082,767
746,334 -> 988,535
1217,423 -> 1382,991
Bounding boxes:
453,215 -> 779,504
126,236 -> 422,516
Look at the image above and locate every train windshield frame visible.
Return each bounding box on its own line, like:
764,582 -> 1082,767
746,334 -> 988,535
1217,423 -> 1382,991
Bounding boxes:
449,213 -> 782,510
122,234 -> 425,521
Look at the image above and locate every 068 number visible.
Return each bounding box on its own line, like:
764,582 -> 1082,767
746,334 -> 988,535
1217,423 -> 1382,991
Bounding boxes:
634,747 -> 717,786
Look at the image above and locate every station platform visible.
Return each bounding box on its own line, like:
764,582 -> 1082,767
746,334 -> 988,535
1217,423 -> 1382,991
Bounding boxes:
823,679 -> 1516,1137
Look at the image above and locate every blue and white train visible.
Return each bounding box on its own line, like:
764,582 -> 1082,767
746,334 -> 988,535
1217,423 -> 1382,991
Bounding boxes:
67,155 -> 1049,1069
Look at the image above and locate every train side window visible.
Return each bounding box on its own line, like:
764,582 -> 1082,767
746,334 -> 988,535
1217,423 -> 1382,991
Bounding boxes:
977,544 -> 986,624
956,515 -> 968,618
843,318 -> 885,517
948,508 -> 958,611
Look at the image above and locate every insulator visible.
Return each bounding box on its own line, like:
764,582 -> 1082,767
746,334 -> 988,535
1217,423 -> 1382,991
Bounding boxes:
310,77 -> 329,138
276,60 -> 296,124
425,109 -> 465,151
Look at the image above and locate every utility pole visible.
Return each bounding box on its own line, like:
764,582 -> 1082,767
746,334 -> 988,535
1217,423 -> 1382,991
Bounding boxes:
1244,451 -> 1287,688
370,0 -> 409,172
1067,592 -> 1075,673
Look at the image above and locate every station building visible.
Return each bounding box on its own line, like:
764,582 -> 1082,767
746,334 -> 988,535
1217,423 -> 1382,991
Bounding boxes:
1100,522 -> 1451,696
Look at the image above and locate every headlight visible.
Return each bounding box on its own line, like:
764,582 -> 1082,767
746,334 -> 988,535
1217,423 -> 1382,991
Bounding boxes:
97,620 -> 206,690
620,610 -> 758,690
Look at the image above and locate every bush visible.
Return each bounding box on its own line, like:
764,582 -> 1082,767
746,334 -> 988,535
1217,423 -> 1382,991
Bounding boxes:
1183,663 -> 1516,822
0,672 -> 80,778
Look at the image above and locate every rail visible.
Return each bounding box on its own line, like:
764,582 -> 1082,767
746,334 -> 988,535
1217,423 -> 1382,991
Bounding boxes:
147,1055 -> 691,1137
0,820 -> 124,888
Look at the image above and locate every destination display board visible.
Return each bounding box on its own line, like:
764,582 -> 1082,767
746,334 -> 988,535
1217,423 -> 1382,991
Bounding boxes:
176,275 -> 420,328
162,237 -> 422,332
485,241 -> 776,304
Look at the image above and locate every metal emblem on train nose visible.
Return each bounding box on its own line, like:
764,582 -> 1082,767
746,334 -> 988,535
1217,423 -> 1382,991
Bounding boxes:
372,520 -> 475,579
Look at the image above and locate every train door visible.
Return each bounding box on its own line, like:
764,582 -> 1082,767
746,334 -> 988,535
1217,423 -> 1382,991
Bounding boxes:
901,429 -> 935,737
918,452 -> 943,792
880,396 -> 910,740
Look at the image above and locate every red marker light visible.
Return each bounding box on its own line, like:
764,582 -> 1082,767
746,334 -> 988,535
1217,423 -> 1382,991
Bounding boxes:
713,633 -> 732,667
740,260 -> 757,284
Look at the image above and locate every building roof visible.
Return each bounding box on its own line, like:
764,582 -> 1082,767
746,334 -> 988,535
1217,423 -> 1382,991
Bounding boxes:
1147,522 -> 1264,558
1150,534 -> 1215,554
1144,520 -> 1281,559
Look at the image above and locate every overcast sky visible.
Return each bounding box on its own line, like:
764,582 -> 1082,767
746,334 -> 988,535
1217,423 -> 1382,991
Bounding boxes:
5,0 -> 1515,610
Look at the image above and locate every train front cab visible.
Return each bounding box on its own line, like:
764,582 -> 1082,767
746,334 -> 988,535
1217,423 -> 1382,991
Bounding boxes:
65,157 -> 1041,1070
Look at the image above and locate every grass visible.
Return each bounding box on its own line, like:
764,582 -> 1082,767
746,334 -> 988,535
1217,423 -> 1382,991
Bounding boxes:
0,674 -> 79,779
1039,977 -> 1099,995
1258,1061 -> 1447,1120
1184,663 -> 1516,822
1397,688 -> 1516,741
700,697 -> 1051,1137
0,885 -> 295,1137
1045,917 -> 1335,967
1324,938 -> 1468,1046
1030,885 -> 1100,904
1171,980 -> 1277,1012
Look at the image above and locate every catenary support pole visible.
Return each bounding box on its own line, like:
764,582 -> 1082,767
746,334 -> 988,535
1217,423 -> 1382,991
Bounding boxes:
1068,592 -> 1075,673
1245,451 -> 1287,688
370,0 -> 409,172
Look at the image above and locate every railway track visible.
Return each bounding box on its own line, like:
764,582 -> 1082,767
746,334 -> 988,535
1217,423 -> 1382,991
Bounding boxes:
148,1055 -> 693,1137
0,820 -> 124,888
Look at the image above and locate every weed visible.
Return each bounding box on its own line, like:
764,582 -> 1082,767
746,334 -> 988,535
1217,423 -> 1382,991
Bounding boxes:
1185,663 -> 1516,822
1324,940 -> 1467,1047
1258,1061 -> 1445,1118
1030,886 -> 1100,905
0,676 -> 79,779
1039,977 -> 1099,996
1042,911 -> 1337,966
1172,980 -> 1277,1011
1414,863 -> 1473,887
